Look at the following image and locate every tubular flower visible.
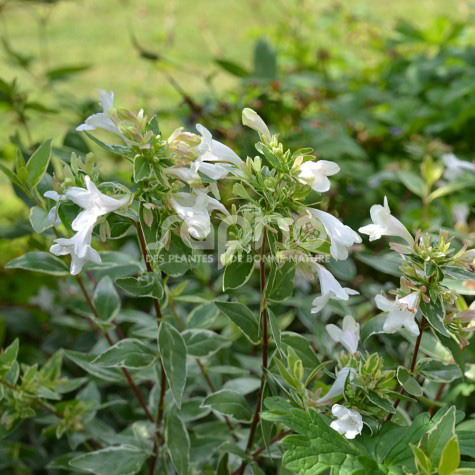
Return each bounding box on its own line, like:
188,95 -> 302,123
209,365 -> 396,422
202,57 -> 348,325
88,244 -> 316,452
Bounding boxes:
171,191 -> 230,240
297,160 -> 340,193
326,315 -> 360,354
359,196 -> 414,246
311,264 -> 359,314
76,90 -> 125,141
309,208 -> 361,260
330,404 -> 363,439
375,292 -> 420,336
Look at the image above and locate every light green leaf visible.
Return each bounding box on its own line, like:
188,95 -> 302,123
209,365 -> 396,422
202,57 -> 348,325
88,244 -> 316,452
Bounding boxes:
29,206 -> 52,233
438,435 -> 460,475
26,138 -> 52,188
92,339 -> 156,369
6,252 -> 69,275
419,406 -> 456,466
215,301 -> 259,344
223,255 -> 254,291
410,444 -> 432,475
281,332 -> 320,371
397,170 -> 425,197
166,411 -> 190,475
133,155 -> 152,182
69,445 -> 147,475
268,308 -> 282,354
158,321 -> 187,409
182,329 -> 230,358
201,389 -> 253,422
93,276 -> 120,321
0,338 -> 19,369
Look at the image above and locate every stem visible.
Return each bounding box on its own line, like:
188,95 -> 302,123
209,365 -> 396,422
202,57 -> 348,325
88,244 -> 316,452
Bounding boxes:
429,383 -> 447,417
237,233 -> 269,474
386,317 -> 424,422
251,429 -> 293,458
74,274 -> 154,422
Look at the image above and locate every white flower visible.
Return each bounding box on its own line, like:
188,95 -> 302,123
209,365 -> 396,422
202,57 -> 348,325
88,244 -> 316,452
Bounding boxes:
442,153 -> 475,181
195,124 -> 243,168
242,108 -> 271,140
76,90 -> 124,140
65,175 -> 130,231
309,209 -> 361,260
50,215 -> 101,275
29,287 -> 55,312
326,315 -> 360,353
358,196 -> 414,246
317,367 -> 355,404
311,264 -> 359,314
375,292 -> 420,336
48,176 -> 129,275
330,404 -> 363,439
44,190 -> 66,225
297,160 -> 340,193
171,191 -> 229,240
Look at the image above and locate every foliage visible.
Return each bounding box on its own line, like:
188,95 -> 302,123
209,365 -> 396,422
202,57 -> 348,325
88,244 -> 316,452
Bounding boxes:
0,1 -> 474,475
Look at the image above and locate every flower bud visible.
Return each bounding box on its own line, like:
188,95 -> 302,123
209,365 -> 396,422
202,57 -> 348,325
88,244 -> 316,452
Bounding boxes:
242,108 -> 271,140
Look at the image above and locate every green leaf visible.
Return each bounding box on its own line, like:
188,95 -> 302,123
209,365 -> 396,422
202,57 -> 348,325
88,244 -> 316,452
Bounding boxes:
93,276 -> 120,321
215,58 -> 250,77
182,329 -> 230,358
133,155 -> 152,182
397,170 -> 425,197
223,255 -> 254,291
410,444 -> 432,475
281,332 -> 320,371
215,301 -> 259,344
397,366 -> 423,397
29,206 -> 52,233
266,261 -> 295,302
253,37 -> 277,80
418,359 -> 462,383
116,273 -> 163,299
437,334 -> 465,376
5,252 -> 69,275
0,339 -> 19,369
268,308 -> 282,354
419,406 -> 456,466
356,252 -> 402,277
158,321 -> 187,409
438,435 -> 460,475
0,161 -> 23,188
84,131 -> 130,156
201,389 -> 252,422
166,411 -> 190,475
92,339 -> 156,369
65,350 -> 123,382
26,138 -> 52,188
420,298 -> 450,337
442,266 -> 475,281
69,446 -> 147,475
263,398 -> 435,474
